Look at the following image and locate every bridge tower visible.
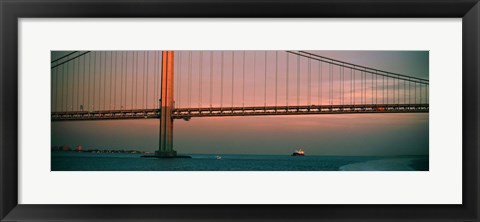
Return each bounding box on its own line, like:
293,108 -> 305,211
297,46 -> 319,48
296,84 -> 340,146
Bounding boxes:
156,51 -> 177,157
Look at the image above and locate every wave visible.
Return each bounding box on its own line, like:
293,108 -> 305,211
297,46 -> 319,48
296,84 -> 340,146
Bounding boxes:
339,158 -> 424,171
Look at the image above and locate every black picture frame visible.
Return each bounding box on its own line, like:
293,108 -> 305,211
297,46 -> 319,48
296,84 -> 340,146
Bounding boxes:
1,0 -> 479,221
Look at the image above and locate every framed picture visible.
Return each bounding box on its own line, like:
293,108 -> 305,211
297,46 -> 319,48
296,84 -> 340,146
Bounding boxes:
1,0 -> 478,221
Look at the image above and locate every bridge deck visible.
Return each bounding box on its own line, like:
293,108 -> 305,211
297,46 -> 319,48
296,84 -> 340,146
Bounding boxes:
51,104 -> 429,121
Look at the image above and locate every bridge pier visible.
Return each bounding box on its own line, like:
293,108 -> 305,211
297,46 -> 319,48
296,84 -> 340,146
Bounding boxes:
155,51 -> 177,157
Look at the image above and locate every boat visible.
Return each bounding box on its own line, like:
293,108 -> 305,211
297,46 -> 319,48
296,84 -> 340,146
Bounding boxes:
216,155 -> 222,160
292,149 -> 305,156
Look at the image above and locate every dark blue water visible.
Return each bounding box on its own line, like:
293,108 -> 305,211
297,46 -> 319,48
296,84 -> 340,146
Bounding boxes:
51,152 -> 428,171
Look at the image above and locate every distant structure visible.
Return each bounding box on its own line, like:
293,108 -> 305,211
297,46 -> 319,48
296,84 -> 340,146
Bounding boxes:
75,145 -> 83,151
62,145 -> 71,151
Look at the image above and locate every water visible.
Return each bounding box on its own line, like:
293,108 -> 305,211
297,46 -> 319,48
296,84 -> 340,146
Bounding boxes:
51,152 -> 428,171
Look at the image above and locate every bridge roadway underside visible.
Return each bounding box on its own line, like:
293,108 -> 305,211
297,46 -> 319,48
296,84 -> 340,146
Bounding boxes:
51,104 -> 429,121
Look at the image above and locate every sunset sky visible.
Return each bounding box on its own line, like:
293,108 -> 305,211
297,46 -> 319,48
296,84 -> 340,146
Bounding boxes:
51,51 -> 429,156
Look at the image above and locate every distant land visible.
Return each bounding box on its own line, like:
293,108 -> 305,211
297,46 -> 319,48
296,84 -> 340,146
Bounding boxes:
51,145 -> 152,154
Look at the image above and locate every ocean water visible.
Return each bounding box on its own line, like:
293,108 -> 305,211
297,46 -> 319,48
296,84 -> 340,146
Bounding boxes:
51,152 -> 428,171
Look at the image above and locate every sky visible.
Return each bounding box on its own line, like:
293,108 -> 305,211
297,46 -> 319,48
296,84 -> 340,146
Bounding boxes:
51,50 -> 429,156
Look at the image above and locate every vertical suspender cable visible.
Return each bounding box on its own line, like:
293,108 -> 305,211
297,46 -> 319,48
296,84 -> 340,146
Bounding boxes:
360,70 -> 363,104
397,78 -> 400,105
124,52 -> 128,109
52,66 -> 55,111
319,61 -> 322,106
200,51 -> 203,108
427,84 -> 429,104
386,73 -> 388,105
350,68 -> 353,105
210,51 -> 213,108
123,51 -> 127,109
98,52 -> 102,110
103,52 -> 106,110
232,51 -> 235,107
253,51 -> 256,106
69,57 -> 73,111
329,63 -> 331,105
275,51 -> 278,107
309,57 -> 313,105
375,71 -> 378,104
297,55 -> 300,106
55,64 -> 59,112
159,52 -> 162,108
363,69 -> 366,104
154,52 -> 157,108
243,51 -> 245,107
392,76 -> 395,105
160,51 -> 164,108
72,58 -> 76,111
332,63 -> 334,105
220,51 -> 224,108
364,68 -> 366,104
67,58 -> 70,111
395,78 -> 398,105
413,82 -> 417,104
408,79 -> 411,106
341,65 -> 344,105
113,52 -> 117,109
109,52 -> 113,109
353,66 -> 355,105
420,83 -> 423,104
72,58 -> 80,111
143,52 -> 146,109
135,52 -> 139,109
120,51 -> 126,109
61,64 -> 65,111
383,73 -> 385,104
135,52 -> 138,109
99,52 -> 102,110
178,52 -> 182,108
342,65 -> 345,105
264,51 -> 267,107
368,70 -> 370,105
341,65 -> 343,105
76,57 -> 80,110
371,70 -> 375,104
145,52 -> 148,109
120,52 -> 124,109
286,53 -> 289,107
308,57 -> 311,105
189,51 -> 193,108
147,52 -> 150,109
126,51 -> 130,109
365,69 -> 367,104
52,66 -> 56,111
93,52 -> 97,110
359,70 -> 363,104
88,53 -> 91,110
82,55 -> 86,110
120,51 -> 124,109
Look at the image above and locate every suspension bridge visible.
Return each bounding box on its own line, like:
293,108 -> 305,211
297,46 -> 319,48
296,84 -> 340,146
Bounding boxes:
51,50 -> 429,157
